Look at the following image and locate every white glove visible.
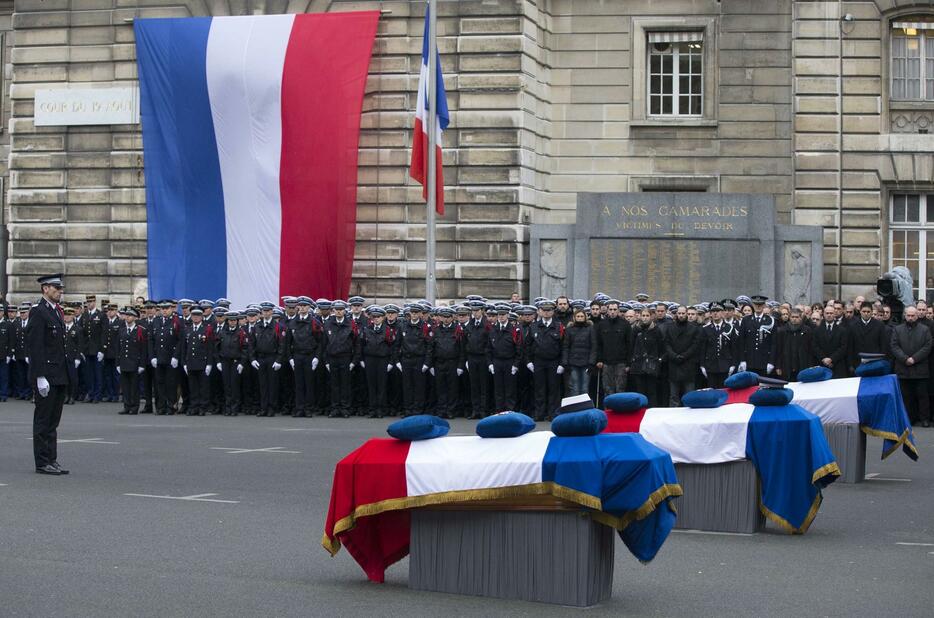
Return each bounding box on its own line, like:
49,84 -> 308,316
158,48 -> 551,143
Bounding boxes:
236,364 -> 243,374
395,362 -> 402,372
183,365 -> 189,375
387,364 -> 393,373
170,357 -> 178,368
312,358 -> 319,371
456,368 -> 464,376
251,360 -> 260,370
421,364 -> 429,373
360,361 -> 366,369
488,364 -> 494,374
738,361 -> 747,372
116,366 -> 121,374
205,365 -> 211,376
766,363 -> 774,374
728,366 -> 735,376
216,362 -> 223,372
25,357 -> 29,364
37,376 -> 49,398
137,366 -> 145,374
97,351 -> 104,362
272,362 -> 281,371
74,359 -> 81,369
325,363 -> 331,372
556,365 -> 565,375
701,366 -> 708,378
289,359 -> 295,369
511,366 -> 518,375
350,362 -> 356,371
527,362 -> 534,372
150,358 -> 158,368
430,367 -> 436,376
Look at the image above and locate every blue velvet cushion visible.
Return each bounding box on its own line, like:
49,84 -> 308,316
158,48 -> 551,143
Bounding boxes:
855,360 -> 892,377
681,389 -> 728,409
551,409 -> 608,437
749,388 -> 794,406
387,415 -> 450,441
724,371 -> 760,389
604,392 -> 649,413
476,412 -> 536,438
797,366 -> 832,383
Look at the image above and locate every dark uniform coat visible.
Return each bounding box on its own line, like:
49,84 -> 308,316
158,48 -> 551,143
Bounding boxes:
811,321 -> 849,379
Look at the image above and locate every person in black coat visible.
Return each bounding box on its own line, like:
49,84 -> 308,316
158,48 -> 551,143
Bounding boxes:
26,274 -> 71,475
811,305 -> 849,378
431,307 -> 465,419
463,302 -> 493,419
0,305 -> 14,401
892,306 -> 934,425
525,301 -> 565,421
283,298 -> 323,418
181,308 -> 216,416
664,306 -> 702,406
629,310 -> 664,407
216,311 -> 252,417
148,301 -> 183,415
736,296 -> 777,375
12,304 -> 32,400
846,301 -> 890,373
398,308 -> 432,417
251,303 -> 285,417
562,310 -> 594,397
323,301 -> 360,418
116,308 -> 148,415
772,308 -> 814,381
699,303 -> 737,388
592,301 -> 633,399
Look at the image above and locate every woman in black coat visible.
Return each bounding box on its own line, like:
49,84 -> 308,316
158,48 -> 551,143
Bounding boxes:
629,309 -> 664,407
562,309 -> 593,396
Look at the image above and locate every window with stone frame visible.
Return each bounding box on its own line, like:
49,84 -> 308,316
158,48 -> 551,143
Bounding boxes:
891,19 -> 934,101
888,192 -> 934,301
647,32 -> 703,117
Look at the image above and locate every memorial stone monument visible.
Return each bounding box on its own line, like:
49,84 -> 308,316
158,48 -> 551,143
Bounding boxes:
530,193 -> 822,303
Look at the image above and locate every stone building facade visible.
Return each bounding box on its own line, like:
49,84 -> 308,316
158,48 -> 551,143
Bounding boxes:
3,0 -> 934,304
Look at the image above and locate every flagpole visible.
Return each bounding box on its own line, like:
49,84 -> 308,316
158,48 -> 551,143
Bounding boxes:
425,0 -> 438,304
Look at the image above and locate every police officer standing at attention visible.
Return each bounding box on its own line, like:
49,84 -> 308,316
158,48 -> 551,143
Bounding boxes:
285,297 -> 323,418
216,310 -> 251,416
488,304 -> 522,413
431,307 -> 464,419
464,300 -> 493,419
737,295 -> 776,375
149,300 -> 182,415
251,302 -> 284,417
116,307 -> 147,415
27,274 -> 71,475
182,307 -> 215,416
323,300 -> 359,418
525,300 -> 565,421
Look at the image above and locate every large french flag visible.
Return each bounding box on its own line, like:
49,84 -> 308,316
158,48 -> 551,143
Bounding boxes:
134,13 -> 379,307
408,4 -> 449,215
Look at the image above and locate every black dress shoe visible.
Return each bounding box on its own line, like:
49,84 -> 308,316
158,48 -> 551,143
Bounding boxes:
51,462 -> 69,475
118,410 -> 128,415
35,464 -> 61,475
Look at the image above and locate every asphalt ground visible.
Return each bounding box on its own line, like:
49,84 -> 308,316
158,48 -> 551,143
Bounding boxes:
0,400 -> 932,617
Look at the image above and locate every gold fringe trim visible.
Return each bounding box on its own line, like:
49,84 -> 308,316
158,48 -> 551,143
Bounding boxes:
321,481 -> 683,557
759,491 -> 823,535
860,426 -> 920,460
811,461 -> 842,485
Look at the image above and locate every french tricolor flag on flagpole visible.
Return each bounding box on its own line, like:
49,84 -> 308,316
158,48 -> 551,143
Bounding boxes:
135,13 -> 378,307
409,4 -> 449,215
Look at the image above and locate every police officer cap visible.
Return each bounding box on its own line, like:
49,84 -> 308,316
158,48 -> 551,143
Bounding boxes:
18,302 -> 31,311
384,304 -> 400,314
215,298 -> 231,308
508,312 -> 518,321
538,300 -> 557,311
143,300 -> 156,308
272,307 -> 284,317
418,303 -> 433,313
190,307 -> 204,316
721,298 -> 736,309
859,352 -> 886,364
348,296 -> 365,306
214,307 -> 228,317
453,305 -> 468,315
331,300 -> 348,310
283,296 -> 298,307
635,292 -> 650,301
465,295 -> 484,302
736,295 -> 752,306
296,296 -> 313,306
5,304 -> 17,312
750,295 -> 769,305
766,300 -> 780,309
757,376 -> 788,389
198,299 -> 214,308
436,307 -> 454,317
593,292 -> 610,303
316,299 -> 332,309
484,303 -> 497,312
495,303 -> 511,314
124,307 -> 140,318
63,307 -> 75,316
466,300 -> 485,310
646,302 -> 658,309
517,305 -> 536,316
364,304 -> 380,314
245,308 -> 259,316
370,306 -> 386,317
667,302 -> 680,310
225,311 -> 240,320
694,304 -> 707,313
37,273 -> 64,288
259,301 -> 275,310
570,299 -> 587,310
709,302 -> 725,311
107,303 -> 118,311
619,302 -> 632,311
631,302 -> 645,311
179,298 -> 194,307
